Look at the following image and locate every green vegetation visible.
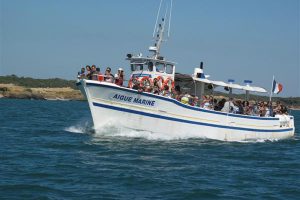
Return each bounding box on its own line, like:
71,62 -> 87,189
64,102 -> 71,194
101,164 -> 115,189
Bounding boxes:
0,75 -> 78,90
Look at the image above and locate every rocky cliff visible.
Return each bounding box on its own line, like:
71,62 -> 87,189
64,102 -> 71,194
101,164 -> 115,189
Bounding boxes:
0,84 -> 84,101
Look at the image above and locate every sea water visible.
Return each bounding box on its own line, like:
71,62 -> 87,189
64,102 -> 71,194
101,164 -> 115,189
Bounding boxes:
0,99 -> 299,199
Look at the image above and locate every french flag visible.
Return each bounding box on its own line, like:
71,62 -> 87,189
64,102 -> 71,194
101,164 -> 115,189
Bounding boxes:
272,79 -> 283,94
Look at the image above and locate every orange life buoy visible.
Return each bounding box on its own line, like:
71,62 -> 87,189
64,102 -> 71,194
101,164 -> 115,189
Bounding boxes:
140,76 -> 153,88
128,77 -> 134,88
163,77 -> 174,90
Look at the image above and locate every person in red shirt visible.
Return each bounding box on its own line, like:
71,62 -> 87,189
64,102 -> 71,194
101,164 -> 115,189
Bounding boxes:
115,68 -> 124,86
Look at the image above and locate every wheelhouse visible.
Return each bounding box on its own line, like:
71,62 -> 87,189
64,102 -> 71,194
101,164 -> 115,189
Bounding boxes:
127,56 -> 176,81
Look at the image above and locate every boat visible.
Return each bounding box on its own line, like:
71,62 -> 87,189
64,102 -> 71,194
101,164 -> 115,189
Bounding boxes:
77,1 -> 295,141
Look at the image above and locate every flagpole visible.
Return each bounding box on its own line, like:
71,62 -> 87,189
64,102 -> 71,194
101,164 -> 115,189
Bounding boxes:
269,75 -> 274,102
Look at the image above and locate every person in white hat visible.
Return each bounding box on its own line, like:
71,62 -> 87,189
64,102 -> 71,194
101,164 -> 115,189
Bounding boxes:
115,68 -> 124,86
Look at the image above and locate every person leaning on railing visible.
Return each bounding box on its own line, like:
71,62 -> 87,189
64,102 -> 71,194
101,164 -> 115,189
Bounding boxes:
104,67 -> 114,83
78,67 -> 85,79
114,68 -> 124,86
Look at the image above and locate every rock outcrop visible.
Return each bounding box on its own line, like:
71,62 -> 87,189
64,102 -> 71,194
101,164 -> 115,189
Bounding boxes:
0,84 -> 84,101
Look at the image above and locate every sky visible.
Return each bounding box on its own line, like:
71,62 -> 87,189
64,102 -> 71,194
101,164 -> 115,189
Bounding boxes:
0,0 -> 299,97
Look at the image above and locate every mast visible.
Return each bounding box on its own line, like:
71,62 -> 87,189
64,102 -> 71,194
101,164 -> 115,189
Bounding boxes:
149,0 -> 173,59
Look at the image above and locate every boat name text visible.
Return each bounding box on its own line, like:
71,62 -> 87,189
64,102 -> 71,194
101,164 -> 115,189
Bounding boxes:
112,94 -> 155,106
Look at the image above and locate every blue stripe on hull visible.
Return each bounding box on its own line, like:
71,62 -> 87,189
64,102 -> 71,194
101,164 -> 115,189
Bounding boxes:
86,82 -> 279,121
92,102 -> 293,133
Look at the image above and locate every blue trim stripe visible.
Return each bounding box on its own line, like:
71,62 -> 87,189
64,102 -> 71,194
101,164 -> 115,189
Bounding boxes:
86,82 -> 280,121
92,102 -> 293,133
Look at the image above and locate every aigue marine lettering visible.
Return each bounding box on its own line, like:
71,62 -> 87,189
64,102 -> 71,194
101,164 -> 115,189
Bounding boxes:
113,94 -> 155,106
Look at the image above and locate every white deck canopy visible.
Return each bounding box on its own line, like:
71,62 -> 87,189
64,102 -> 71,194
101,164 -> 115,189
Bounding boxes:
193,77 -> 267,93
241,85 -> 267,93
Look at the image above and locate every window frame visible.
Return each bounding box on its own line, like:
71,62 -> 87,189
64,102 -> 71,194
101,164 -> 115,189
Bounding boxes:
155,62 -> 165,73
165,64 -> 174,74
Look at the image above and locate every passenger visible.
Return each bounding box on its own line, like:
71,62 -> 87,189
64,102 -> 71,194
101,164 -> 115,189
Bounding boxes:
213,98 -> 217,109
91,65 -> 96,72
104,67 -> 114,83
145,85 -> 153,93
181,93 -> 190,104
258,102 -> 266,117
252,102 -> 260,116
209,96 -> 214,105
214,98 -> 226,111
242,101 -> 251,115
173,85 -> 182,101
189,95 -> 199,106
281,105 -> 288,115
234,100 -> 244,114
188,95 -> 194,106
91,65 -> 99,80
194,96 -> 200,107
138,87 -> 145,93
200,96 -> 209,107
264,101 -> 273,117
273,101 -> 282,115
230,100 -> 238,113
161,85 -> 171,98
202,96 -> 213,109
95,67 -> 104,81
202,101 -> 211,109
221,98 -> 234,113
79,67 -> 85,79
115,68 -> 124,86
132,79 -> 140,90
86,65 -> 92,80
153,86 -> 160,95
153,78 -> 161,90
170,87 -> 176,98
246,101 -> 253,115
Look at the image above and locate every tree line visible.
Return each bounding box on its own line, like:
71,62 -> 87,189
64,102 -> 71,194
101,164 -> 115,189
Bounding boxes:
0,75 -> 78,90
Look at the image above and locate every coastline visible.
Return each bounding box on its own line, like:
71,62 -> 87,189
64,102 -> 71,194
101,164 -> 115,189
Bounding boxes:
1,83 -> 300,111
0,75 -> 299,110
0,83 -> 84,101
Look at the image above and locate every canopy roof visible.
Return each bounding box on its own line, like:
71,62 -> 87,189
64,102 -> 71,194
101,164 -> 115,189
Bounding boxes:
241,85 -> 267,93
192,77 -> 267,93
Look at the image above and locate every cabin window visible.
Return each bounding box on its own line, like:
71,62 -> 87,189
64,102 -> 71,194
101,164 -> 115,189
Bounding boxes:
155,62 -> 165,73
131,64 -> 144,71
148,62 -> 154,71
166,64 -> 173,74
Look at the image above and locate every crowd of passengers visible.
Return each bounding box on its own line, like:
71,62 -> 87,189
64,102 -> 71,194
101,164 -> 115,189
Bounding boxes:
78,65 -> 288,117
78,65 -> 124,86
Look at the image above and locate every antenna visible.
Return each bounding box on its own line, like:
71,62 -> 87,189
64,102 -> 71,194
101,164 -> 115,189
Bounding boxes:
168,0 -> 173,37
153,0 -> 163,38
149,0 -> 173,58
164,4 -> 168,25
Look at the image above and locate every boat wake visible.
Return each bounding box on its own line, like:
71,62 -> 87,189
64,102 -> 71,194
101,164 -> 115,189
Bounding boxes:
64,121 -> 94,134
65,120 -> 294,143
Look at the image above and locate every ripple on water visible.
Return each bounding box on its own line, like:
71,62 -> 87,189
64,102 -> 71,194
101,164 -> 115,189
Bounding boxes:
0,100 -> 299,199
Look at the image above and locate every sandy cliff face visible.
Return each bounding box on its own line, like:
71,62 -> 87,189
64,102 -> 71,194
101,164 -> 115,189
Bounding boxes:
0,84 -> 84,101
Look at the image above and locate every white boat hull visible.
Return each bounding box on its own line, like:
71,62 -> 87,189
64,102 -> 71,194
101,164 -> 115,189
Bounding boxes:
78,80 -> 295,141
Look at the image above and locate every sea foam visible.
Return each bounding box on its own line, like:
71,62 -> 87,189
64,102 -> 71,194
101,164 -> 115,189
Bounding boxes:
65,120 -> 288,143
